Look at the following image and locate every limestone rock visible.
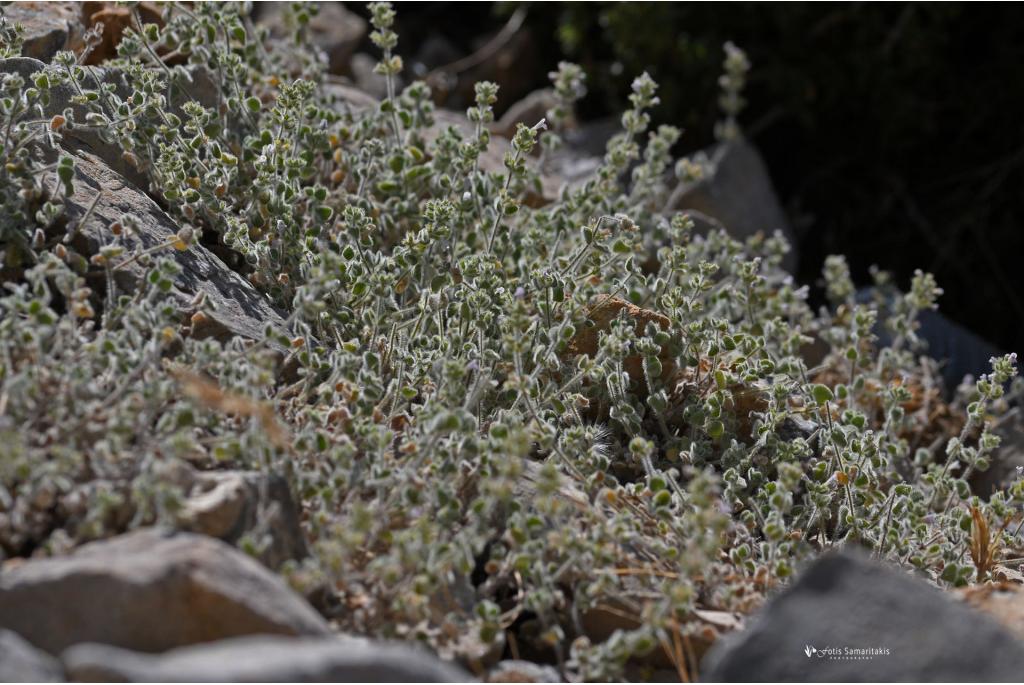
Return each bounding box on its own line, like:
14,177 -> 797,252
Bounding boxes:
258,2 -> 366,76
0,528 -> 330,655
666,138 -> 798,273
349,52 -> 397,101
323,76 -> 380,112
78,2 -> 164,65
972,407 -> 1024,497
565,296 -> 673,385
179,470 -> 307,571
62,635 -> 470,682
2,2 -> 80,62
958,583 -> 1024,643
319,83 -> 565,206
0,629 -> 64,682
487,659 -> 561,683
0,57 -> 219,187
702,550 -> 1024,681
56,145 -> 290,343
492,88 -> 557,140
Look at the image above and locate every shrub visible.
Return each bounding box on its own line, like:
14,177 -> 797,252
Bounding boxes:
0,3 -> 1020,680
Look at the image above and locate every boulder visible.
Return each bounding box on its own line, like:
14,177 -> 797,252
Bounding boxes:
61,635 -> 471,682
853,286 -> 1004,395
0,57 -> 218,187
349,52 -> 396,101
666,138 -> 798,273
56,144 -> 290,343
701,550 -> 1024,681
179,470 -> 307,571
958,583 -> 1024,642
78,2 -> 164,66
2,2 -> 80,62
487,659 -> 561,683
492,88 -> 557,140
323,76 -> 380,112
972,407 -> 1024,497
0,528 -> 330,655
0,629 -> 64,682
320,81 -> 565,206
565,295 -> 673,385
258,2 -> 366,76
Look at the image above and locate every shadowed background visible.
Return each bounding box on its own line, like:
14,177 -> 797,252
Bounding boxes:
344,2 -> 1024,355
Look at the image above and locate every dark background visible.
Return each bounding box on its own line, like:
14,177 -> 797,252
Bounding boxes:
352,2 -> 1024,354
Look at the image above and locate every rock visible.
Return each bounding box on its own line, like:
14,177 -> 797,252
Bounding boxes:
0,57 -> 218,186
565,296 -> 673,385
666,138 -> 798,273
2,2 -> 80,62
55,144 -> 291,343
916,308 -> 1003,392
487,659 -> 561,683
545,152 -> 601,190
323,76 -> 380,112
957,583 -> 1024,642
350,52 -> 399,101
563,115 -> 620,158
258,2 -> 366,75
492,88 -> 557,140
79,2 -> 164,65
179,470 -> 307,570
853,285 -> 1003,394
701,550 -> 1024,681
972,407 -> 1024,497
0,629 -> 64,682
428,108 -> 563,206
62,635 -> 471,682
578,599 -> 737,673
0,528 -> 330,655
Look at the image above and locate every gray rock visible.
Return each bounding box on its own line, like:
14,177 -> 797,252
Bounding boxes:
258,2 -> 366,75
972,406 -> 1024,497
0,57 -> 218,188
702,550 -> 1024,681
492,88 -> 557,139
916,308 -> 1002,392
179,470 -> 307,571
0,528 -> 330,655
57,145 -> 290,343
666,138 -> 798,273
427,109 -> 563,206
854,286 -> 1003,394
61,635 -> 470,682
487,659 -> 561,683
0,629 -> 64,682
2,2 -> 79,62
563,115 -> 620,158
350,52 -> 400,101
323,76 -> 379,112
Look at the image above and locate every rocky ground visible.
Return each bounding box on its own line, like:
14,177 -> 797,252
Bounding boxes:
3,2 -> 1024,683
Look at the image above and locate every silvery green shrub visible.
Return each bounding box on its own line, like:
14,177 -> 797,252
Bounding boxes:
0,3 -> 1021,680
